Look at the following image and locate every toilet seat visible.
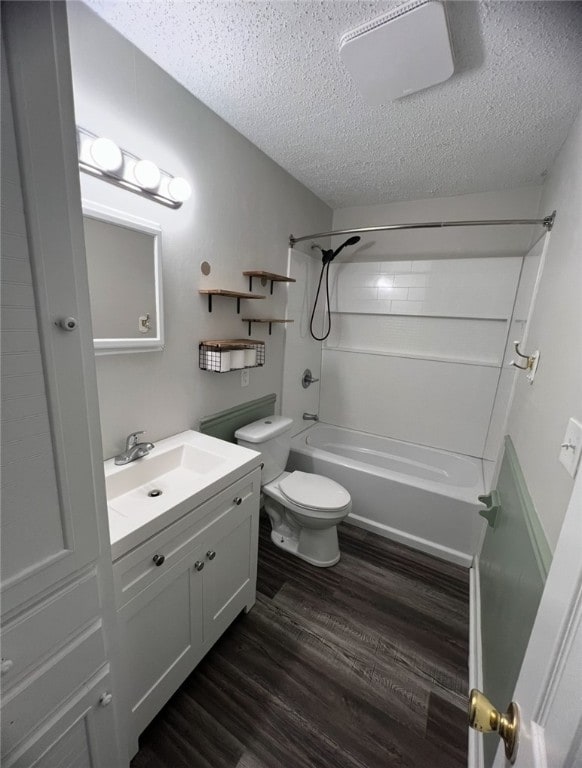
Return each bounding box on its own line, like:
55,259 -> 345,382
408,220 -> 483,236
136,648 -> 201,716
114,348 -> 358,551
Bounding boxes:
278,471 -> 351,513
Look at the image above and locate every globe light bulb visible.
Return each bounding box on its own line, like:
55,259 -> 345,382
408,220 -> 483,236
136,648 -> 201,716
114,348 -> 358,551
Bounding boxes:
133,159 -> 161,190
167,176 -> 192,203
89,137 -> 123,173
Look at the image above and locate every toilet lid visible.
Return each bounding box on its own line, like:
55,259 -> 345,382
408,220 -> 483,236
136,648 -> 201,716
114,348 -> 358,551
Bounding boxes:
279,471 -> 350,512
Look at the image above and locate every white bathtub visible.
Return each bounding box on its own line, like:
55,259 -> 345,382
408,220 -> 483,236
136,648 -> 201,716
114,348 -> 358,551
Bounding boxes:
288,423 -> 486,567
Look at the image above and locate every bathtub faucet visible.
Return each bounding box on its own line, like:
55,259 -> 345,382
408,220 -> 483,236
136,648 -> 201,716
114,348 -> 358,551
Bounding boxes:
303,412 -> 319,421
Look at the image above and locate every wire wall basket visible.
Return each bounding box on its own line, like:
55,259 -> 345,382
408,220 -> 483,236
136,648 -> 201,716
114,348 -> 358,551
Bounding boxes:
199,339 -> 265,373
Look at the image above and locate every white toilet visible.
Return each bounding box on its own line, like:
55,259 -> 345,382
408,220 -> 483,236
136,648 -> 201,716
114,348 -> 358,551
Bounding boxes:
235,416 -> 351,567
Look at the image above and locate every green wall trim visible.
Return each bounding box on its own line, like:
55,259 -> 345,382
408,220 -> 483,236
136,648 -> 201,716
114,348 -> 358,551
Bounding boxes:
198,393 -> 277,443
504,435 -> 552,579
480,436 -> 551,768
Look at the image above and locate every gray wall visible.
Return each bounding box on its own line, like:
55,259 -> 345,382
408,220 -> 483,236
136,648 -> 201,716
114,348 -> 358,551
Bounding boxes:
67,3 -> 331,459
507,108 -> 582,551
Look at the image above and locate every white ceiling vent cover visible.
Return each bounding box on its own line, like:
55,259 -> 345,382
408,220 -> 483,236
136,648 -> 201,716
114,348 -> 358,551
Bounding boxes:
340,0 -> 454,104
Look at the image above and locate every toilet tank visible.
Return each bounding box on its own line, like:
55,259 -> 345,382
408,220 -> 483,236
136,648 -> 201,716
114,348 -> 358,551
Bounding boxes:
234,416 -> 293,484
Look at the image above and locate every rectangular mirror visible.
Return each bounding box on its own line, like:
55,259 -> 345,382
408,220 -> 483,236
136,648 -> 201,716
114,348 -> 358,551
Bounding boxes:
82,201 -> 164,354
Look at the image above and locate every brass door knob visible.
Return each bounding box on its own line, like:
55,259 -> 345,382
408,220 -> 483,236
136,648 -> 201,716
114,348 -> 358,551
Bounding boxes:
468,688 -> 519,764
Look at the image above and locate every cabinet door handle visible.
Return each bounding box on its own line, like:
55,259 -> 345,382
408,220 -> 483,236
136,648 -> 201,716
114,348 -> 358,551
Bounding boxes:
206,550 -> 216,561
233,496 -> 242,506
194,560 -> 205,571
152,554 -> 165,566
99,692 -> 113,707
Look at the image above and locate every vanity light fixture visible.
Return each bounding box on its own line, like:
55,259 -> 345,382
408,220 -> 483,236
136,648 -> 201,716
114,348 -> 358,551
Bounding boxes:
77,126 -> 192,208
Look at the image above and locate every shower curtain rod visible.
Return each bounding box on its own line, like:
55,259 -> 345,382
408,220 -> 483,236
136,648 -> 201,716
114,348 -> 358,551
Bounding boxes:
289,211 -> 556,247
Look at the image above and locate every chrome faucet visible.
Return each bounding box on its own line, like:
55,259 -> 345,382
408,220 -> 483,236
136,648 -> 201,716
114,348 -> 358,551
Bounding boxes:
114,431 -> 155,465
303,412 -> 319,421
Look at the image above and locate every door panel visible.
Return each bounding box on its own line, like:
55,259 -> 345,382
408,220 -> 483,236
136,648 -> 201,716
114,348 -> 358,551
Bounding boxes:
0,46 -> 70,587
0,570 -> 101,691
1,5 -> 100,615
3,667 -> 119,768
1,625 -> 106,760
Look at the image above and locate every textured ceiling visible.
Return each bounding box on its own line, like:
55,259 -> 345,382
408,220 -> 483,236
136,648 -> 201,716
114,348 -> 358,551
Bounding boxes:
81,0 -> 582,208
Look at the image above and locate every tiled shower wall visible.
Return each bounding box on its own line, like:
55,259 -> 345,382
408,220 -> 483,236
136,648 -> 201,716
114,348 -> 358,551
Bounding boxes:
319,255 -> 524,458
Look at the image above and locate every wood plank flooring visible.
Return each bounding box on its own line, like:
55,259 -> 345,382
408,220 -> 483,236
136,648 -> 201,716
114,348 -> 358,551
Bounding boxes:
132,516 -> 470,768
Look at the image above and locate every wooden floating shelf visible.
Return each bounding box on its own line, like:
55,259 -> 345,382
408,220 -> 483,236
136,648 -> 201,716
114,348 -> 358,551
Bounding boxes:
241,318 -> 294,336
199,289 -> 266,313
243,270 -> 296,294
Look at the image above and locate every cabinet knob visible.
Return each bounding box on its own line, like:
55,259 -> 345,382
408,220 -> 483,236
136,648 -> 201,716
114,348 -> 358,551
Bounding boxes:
1,659 -> 14,675
56,316 -> 78,332
194,560 -> 205,571
206,550 -> 216,561
233,496 -> 242,506
152,554 -> 165,566
99,692 -> 113,707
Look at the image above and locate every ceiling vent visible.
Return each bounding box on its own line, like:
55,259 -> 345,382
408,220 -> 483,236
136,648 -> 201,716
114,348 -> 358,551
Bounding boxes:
339,0 -> 454,104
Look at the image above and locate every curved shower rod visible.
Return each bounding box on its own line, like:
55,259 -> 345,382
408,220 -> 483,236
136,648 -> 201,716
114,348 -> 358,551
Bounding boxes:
289,211 -> 556,247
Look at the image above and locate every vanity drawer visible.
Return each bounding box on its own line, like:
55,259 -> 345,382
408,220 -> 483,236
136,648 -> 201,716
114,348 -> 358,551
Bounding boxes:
0,571 -> 101,692
113,469 -> 260,608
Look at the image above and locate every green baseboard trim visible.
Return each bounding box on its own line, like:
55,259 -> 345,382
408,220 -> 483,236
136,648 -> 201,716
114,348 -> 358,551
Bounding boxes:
504,435 -> 552,579
199,393 -> 276,443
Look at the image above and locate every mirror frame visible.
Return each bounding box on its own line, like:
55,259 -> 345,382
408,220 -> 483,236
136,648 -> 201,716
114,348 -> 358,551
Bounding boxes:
82,200 -> 164,354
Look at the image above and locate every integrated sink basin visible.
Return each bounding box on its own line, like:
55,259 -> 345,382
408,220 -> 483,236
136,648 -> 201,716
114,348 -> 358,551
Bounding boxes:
106,443 -> 227,513
105,429 -> 261,559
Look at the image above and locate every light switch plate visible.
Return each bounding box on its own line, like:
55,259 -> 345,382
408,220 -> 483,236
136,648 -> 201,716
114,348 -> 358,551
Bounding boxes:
559,418 -> 582,478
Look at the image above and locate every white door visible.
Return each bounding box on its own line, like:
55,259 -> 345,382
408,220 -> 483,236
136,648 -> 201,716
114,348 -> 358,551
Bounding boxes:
491,467 -> 582,767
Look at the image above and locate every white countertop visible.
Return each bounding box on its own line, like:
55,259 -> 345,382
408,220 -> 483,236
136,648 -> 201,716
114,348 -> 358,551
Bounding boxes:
105,429 -> 261,560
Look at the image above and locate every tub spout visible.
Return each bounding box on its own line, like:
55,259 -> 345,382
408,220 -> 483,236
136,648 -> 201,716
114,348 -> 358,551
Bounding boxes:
303,412 -> 319,421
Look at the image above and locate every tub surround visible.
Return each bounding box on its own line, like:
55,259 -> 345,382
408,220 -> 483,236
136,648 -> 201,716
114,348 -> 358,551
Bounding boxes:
321,253 -> 524,458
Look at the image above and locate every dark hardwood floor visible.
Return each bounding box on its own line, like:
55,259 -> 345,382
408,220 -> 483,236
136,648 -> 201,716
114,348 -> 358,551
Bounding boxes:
132,516 -> 470,768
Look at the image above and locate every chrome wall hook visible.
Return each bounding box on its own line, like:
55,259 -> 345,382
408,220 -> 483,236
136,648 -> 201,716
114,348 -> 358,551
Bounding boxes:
509,341 -> 540,384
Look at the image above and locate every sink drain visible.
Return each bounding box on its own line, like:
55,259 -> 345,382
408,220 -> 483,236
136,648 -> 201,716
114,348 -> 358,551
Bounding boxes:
148,489 -> 163,498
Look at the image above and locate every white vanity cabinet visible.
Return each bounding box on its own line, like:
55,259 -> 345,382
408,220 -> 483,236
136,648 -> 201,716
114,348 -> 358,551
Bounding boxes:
113,467 -> 261,756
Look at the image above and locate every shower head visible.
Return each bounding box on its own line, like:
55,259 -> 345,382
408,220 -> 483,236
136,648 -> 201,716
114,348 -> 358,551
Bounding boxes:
311,235 -> 361,264
308,234 -> 363,342
340,236 -> 362,248
321,235 -> 361,264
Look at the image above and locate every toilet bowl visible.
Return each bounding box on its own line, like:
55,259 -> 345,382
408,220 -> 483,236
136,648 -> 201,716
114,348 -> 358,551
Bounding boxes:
234,416 -> 351,567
